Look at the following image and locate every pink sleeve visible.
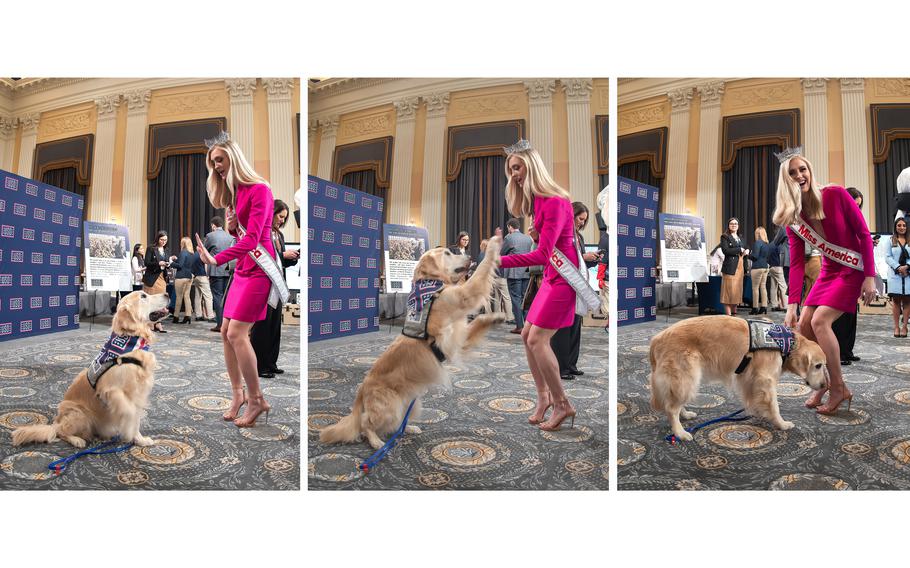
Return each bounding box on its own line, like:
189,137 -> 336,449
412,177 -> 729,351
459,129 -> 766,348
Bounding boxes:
501,198 -> 566,268
837,186 -> 876,277
787,226 -> 805,306
215,184 -> 273,264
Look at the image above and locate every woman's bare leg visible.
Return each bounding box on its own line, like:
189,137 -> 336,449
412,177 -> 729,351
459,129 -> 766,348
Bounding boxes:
225,319 -> 269,425
810,306 -> 852,414
524,324 -> 575,429
220,318 -> 246,419
798,306 -> 827,408
521,322 -> 551,422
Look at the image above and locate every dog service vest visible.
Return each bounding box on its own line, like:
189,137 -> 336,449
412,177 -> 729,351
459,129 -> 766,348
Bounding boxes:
87,333 -> 149,389
734,320 -> 796,374
401,279 -> 447,362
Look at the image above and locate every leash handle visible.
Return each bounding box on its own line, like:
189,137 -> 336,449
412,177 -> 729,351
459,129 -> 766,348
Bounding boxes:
47,437 -> 134,476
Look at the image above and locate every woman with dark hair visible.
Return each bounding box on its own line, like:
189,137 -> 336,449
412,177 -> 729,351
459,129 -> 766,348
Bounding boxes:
449,231 -> 470,255
885,216 -> 910,338
719,218 -> 748,316
131,243 -> 146,292
143,230 -> 176,333
251,199 -> 300,377
552,201 -> 602,380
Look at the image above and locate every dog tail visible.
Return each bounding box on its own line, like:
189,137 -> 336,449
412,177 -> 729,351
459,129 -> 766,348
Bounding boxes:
319,386 -> 364,444
11,424 -> 58,446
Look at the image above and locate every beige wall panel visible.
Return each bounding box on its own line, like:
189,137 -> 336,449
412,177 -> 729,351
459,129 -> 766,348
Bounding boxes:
253,82 -> 270,180
409,102 -> 427,228
720,78 -> 802,116
446,83 -> 528,127
592,79 -> 610,116
866,78 -> 910,103
336,105 -> 396,146
827,80 -> 845,187
685,95 -> 701,213
37,102 -> 96,143
110,103 -> 128,224
617,96 -> 669,135
147,82 -> 229,125
552,87 -> 570,190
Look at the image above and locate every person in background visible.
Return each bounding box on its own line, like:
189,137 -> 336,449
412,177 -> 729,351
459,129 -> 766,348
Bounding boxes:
171,237 -> 195,324
833,187 -> 867,364
748,226 -> 771,315
143,230 -> 176,333
449,231 -> 470,256
488,227 -> 514,323
552,201 -> 601,380
502,217 -> 534,334
131,244 -> 146,292
767,226 -> 788,313
251,199 -> 299,378
204,216 -> 235,333
884,216 -> 910,338
719,218 -> 748,316
191,248 -> 215,323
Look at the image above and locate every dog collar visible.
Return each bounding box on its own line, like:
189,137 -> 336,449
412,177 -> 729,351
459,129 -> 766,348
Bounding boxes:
87,333 -> 149,389
735,320 -> 796,374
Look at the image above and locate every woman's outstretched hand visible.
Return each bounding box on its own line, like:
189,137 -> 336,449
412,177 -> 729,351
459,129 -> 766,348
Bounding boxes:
196,233 -> 217,266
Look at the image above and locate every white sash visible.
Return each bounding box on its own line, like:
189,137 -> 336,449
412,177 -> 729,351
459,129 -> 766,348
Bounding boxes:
549,238 -> 600,316
237,220 -> 291,308
790,220 -> 863,271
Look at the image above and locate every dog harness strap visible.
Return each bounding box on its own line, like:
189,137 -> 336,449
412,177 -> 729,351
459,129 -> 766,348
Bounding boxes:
734,355 -> 752,375
429,342 -> 447,363
87,333 -> 149,389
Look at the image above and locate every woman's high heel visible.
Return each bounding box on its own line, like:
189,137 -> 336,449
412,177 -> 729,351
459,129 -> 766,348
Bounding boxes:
234,395 -> 271,427
816,390 -> 854,416
539,400 -> 576,431
223,388 -> 247,421
804,387 -> 827,409
528,392 -> 553,425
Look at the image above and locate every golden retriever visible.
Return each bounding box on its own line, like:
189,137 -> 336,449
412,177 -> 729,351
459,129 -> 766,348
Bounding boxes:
12,291 -> 170,448
320,236 -> 504,449
649,315 -> 828,441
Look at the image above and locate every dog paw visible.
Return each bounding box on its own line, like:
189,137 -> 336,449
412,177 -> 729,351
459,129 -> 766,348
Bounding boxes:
134,435 -> 155,446
680,410 -> 697,420
776,420 -> 795,431
404,425 -> 422,434
486,236 -> 502,257
68,437 -> 87,449
674,430 -> 693,442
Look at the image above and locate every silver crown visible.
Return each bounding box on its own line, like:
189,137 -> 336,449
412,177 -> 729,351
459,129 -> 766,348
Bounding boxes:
204,131 -> 231,149
503,139 -> 532,154
774,146 -> 803,164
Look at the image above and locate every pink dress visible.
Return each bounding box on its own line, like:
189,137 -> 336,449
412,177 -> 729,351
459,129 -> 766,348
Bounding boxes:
786,185 -> 875,313
500,195 -> 578,329
215,183 -> 276,322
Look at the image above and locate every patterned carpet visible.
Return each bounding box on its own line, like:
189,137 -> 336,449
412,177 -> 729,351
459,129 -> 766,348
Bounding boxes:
618,308 -> 910,490
308,322 -> 609,490
0,317 -> 300,490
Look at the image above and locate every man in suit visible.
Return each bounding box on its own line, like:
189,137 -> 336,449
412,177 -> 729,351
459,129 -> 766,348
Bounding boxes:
204,216 -> 235,332
501,218 -> 534,334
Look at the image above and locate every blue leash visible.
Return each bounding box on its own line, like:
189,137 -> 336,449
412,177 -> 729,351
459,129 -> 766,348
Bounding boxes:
665,409 -> 750,444
359,399 -> 416,474
47,437 -> 134,476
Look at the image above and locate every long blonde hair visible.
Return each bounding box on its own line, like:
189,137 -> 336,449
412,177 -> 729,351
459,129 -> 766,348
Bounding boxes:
504,147 -> 570,218
205,139 -> 269,209
179,236 -> 194,253
754,226 -> 768,242
772,155 -> 824,227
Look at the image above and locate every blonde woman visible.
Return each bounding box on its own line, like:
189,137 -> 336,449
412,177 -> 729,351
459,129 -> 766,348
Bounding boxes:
498,140 -> 578,431
171,237 -> 195,324
196,134 -> 276,427
748,226 -> 771,315
773,151 -> 876,415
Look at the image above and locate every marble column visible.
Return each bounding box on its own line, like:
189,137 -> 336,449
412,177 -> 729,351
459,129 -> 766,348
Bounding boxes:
89,95 -> 121,222
389,96 -> 419,225
801,78 -> 830,185
665,87 -> 694,215
307,118 -> 319,175
316,115 -> 339,181
524,79 -> 556,173
695,81 -> 725,250
122,89 -> 151,246
840,79 -> 870,210
225,79 -> 257,162
420,92 -> 450,247
0,117 -> 16,172
264,78 -> 296,238
16,113 -> 40,179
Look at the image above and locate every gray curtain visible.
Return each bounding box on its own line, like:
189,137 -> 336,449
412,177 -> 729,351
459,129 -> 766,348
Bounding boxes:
446,155 -> 508,257
722,144 -> 781,249
148,154 -> 223,248
42,167 -> 87,219
341,169 -> 386,222
875,138 -> 910,233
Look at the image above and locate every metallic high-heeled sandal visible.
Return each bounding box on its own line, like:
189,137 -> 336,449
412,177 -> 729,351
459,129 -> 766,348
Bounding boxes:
234,395 -> 271,427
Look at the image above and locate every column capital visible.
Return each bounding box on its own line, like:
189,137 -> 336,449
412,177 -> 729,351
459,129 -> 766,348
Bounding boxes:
423,92 -> 450,117
18,113 -> 40,133
696,81 -> 725,107
123,89 -> 151,112
319,115 -> 340,137
308,118 -> 320,135
394,96 -> 420,121
0,116 -> 17,136
524,79 -> 557,103
562,78 -> 593,102
263,78 -> 294,98
801,78 -> 828,94
840,78 -> 865,94
668,87 -> 694,111
94,94 -> 121,117
225,78 -> 258,99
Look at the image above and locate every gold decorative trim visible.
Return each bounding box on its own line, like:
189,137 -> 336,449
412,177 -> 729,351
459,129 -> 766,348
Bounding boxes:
870,103 -> 910,164
331,137 -> 393,188
618,102 -> 666,132
38,109 -> 93,140
872,78 -> 910,98
449,93 -> 522,121
146,117 -> 227,179
338,109 -> 394,143
723,81 -> 798,111
721,109 -> 800,171
445,120 -> 525,182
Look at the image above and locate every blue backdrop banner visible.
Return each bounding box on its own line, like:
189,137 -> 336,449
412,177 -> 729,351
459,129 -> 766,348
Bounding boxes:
307,175 -> 382,342
617,176 -> 659,326
0,169 -> 82,342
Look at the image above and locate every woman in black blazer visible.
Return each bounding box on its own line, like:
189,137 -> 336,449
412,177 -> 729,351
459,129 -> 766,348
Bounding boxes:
251,200 -> 300,378
719,218 -> 749,316
142,230 -> 176,332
